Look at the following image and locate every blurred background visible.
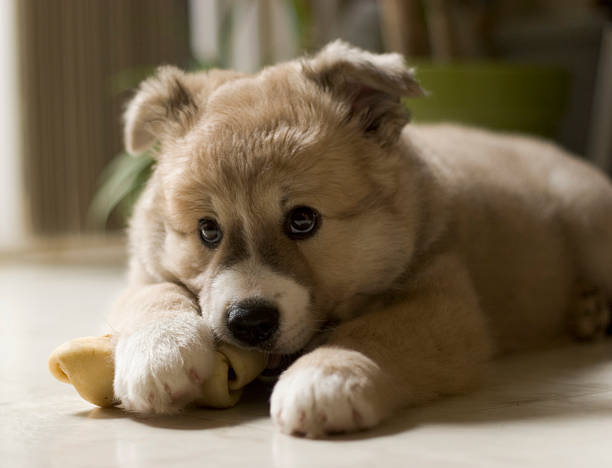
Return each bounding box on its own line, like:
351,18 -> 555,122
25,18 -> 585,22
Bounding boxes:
0,0 -> 611,259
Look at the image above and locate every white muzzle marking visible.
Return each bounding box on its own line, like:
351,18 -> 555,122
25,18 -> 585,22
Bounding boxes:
203,260 -> 313,353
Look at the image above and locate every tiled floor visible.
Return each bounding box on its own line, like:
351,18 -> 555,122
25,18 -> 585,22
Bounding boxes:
2,259 -> 612,468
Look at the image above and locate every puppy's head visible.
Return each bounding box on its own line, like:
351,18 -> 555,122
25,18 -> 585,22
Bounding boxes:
125,41 -> 424,353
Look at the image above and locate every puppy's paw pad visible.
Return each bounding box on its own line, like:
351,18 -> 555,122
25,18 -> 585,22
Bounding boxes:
270,367 -> 381,438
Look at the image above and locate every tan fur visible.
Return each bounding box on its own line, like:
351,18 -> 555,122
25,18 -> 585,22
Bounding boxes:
109,41 -> 612,436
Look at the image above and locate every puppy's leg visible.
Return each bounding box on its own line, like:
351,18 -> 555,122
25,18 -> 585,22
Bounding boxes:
109,282 -> 215,414
271,254 -> 492,437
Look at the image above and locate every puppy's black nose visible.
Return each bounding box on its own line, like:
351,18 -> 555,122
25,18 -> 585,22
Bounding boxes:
226,299 -> 279,346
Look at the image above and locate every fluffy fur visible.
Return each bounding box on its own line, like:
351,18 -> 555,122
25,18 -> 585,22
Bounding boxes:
108,41 -> 612,437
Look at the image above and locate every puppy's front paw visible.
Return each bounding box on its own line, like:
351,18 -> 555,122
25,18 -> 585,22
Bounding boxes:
113,315 -> 215,415
270,350 -> 385,437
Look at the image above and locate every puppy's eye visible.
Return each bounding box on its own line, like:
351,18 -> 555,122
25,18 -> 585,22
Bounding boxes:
284,206 -> 320,240
198,218 -> 223,248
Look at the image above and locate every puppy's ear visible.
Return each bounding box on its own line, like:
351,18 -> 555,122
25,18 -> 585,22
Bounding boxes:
123,66 -> 201,155
302,40 -> 425,147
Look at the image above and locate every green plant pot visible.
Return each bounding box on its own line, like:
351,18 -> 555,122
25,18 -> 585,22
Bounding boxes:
407,63 -> 571,138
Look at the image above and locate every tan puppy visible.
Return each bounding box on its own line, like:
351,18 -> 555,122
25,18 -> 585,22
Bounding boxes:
108,41 -> 612,437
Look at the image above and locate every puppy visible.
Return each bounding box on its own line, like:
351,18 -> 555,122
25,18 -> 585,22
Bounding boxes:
109,41 -> 612,437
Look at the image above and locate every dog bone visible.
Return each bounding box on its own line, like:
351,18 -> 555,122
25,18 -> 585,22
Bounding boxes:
48,335 -> 267,409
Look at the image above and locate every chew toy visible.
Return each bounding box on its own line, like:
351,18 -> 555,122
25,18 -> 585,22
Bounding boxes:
48,335 -> 267,409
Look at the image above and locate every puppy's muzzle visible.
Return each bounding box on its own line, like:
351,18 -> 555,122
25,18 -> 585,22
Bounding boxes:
226,298 -> 279,347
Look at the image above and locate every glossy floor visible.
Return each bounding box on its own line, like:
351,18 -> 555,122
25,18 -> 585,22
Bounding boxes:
2,260 -> 612,468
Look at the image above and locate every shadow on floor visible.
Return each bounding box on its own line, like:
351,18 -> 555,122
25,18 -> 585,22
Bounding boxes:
73,379 -> 273,431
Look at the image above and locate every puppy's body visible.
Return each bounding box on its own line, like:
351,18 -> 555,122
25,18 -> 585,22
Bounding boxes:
406,124 -> 612,352
108,42 -> 612,436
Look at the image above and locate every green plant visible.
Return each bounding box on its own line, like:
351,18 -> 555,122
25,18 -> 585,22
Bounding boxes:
88,150 -> 154,228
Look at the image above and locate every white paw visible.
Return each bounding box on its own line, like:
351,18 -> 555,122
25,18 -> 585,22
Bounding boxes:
270,365 -> 382,437
113,314 -> 215,414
